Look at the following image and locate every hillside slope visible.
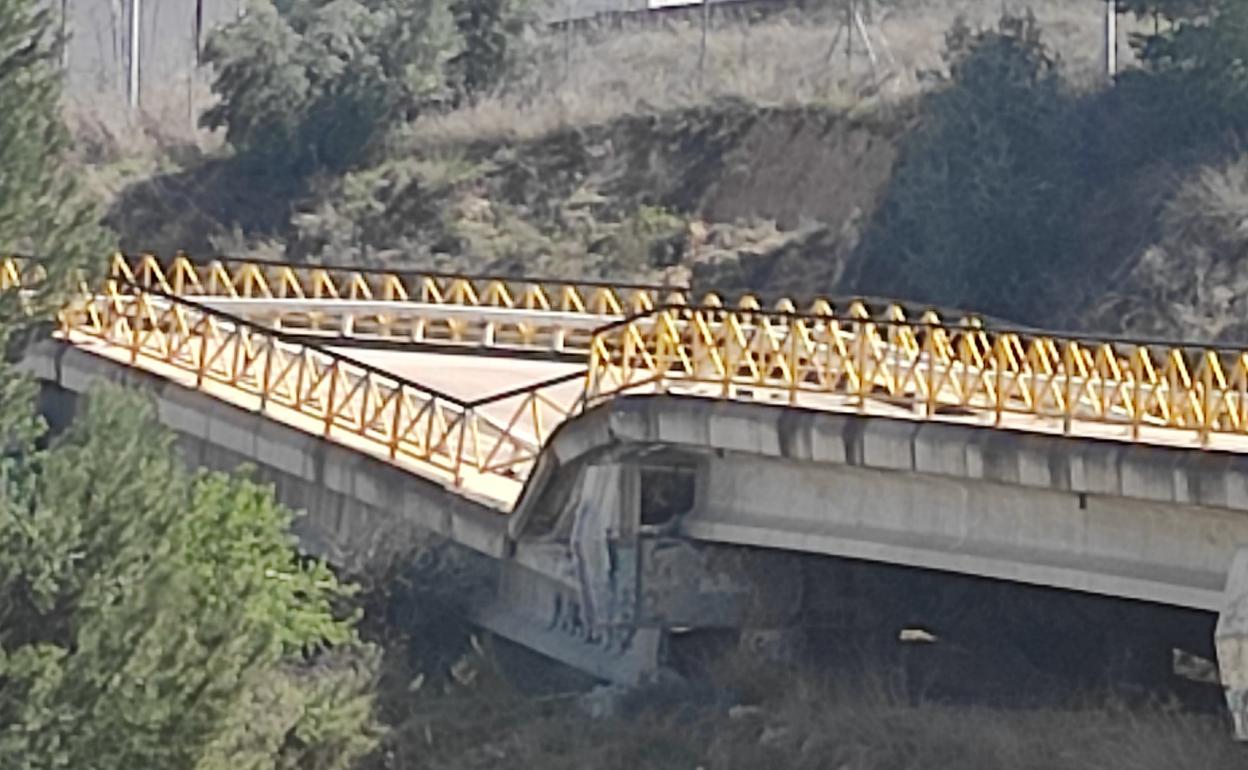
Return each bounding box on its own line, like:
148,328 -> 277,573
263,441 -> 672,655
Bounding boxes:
95,1 -> 1246,342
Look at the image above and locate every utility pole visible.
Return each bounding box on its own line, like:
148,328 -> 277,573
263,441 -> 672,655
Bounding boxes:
59,0 -> 69,70
1104,0 -> 1117,79
698,0 -> 709,90
127,0 -> 140,110
846,0 -> 853,73
563,0 -> 571,82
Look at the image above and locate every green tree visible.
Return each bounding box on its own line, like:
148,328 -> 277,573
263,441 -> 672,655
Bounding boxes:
1116,0 -> 1213,20
0,2 -> 379,765
848,11 -> 1085,322
447,0 -> 530,103
1128,0 -> 1248,118
202,0 -> 462,175
0,0 -> 109,320
0,387 -> 380,770
202,0 -> 530,175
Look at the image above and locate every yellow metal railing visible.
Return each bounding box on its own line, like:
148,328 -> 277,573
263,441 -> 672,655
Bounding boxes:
0,257 -> 23,291
7,252 -> 988,348
109,253 -> 978,318
110,253 -> 679,314
586,306 -> 1248,446
12,250 -> 1248,507
58,285 -> 583,505
109,253 -> 681,354
104,254 -> 997,354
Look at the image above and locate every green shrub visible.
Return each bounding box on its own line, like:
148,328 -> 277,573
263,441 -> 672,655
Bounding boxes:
0,385 -> 380,770
1147,1 -> 1248,121
202,0 -> 461,175
849,11 -> 1087,322
0,0 -> 110,320
1094,156 -> 1248,341
607,204 -> 687,271
203,0 -> 530,177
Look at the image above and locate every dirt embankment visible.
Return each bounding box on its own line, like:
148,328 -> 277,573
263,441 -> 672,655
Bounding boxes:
106,92 -> 1218,336
105,101 -> 905,295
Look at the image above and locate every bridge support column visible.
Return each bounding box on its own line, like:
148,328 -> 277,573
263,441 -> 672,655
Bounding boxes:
1217,547 -> 1248,739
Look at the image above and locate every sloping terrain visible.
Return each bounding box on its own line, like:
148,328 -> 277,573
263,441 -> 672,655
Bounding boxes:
105,85 -> 1226,339
105,101 -> 903,292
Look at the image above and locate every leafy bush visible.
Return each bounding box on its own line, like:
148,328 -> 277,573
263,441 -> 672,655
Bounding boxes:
607,204 -> 687,271
0,0 -> 110,318
202,0 -> 462,175
202,0 -> 529,176
849,11 -> 1087,322
0,385 -> 380,770
1111,0 -> 1248,152
447,0 -> 532,103
1094,156 -> 1248,341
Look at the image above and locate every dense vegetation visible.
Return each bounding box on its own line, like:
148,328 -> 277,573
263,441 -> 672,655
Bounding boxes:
200,0 -> 525,176
853,0 -> 1248,328
0,0 -> 377,767
9,0 -> 1248,767
0,0 -> 107,313
97,0 -> 1248,340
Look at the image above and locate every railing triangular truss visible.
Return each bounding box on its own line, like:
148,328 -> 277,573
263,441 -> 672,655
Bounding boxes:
9,251 -> 1248,510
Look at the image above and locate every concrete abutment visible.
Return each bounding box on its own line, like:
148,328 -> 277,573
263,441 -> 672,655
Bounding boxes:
1218,548 -> 1248,738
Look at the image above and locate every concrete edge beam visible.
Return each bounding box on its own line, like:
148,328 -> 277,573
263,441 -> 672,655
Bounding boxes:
560,397 -> 1248,514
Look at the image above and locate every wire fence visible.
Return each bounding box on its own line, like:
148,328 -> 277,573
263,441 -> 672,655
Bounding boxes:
58,0 -> 1129,124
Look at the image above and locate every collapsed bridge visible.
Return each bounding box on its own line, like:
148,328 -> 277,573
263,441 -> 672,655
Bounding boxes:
8,253 -> 1248,732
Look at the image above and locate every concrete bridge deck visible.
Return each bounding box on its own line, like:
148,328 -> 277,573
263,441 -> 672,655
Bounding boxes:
11,253 -> 1248,734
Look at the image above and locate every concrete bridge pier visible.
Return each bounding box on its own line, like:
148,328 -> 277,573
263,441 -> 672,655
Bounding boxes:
1217,547 -> 1248,738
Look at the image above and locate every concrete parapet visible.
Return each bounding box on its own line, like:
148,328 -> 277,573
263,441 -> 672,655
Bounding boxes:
526,396 -> 1248,613
1218,548 -> 1248,738
578,395 -> 1248,515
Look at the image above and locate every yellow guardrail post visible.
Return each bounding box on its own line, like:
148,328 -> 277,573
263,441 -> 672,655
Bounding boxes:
28,251 -> 1248,504
388,390 -> 405,461
258,335 -> 273,413
994,335 -> 1004,427
1130,347 -> 1143,441
1201,351 -> 1215,448
453,413 -> 469,486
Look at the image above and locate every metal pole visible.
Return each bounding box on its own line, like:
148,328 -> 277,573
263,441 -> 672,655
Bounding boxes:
1104,0 -> 1117,79
194,0 -> 203,66
699,0 -> 709,90
189,0 -> 200,128
127,0 -> 140,110
853,5 -> 878,77
59,0 -> 69,70
563,0 -> 571,82
846,0 -> 853,73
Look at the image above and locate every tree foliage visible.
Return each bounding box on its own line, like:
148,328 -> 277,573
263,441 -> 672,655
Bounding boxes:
0,0 -> 110,321
203,0 -> 528,176
447,0 -> 529,103
0,386 -> 380,770
849,11 -> 1085,322
1127,0 -> 1248,121
1092,157 -> 1248,342
1117,0 -> 1214,21
0,4 -> 379,765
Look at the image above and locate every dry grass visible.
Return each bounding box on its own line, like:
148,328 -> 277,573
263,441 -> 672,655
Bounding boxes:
64,80 -> 225,212
63,0 -> 1155,165
1090,155 -> 1248,342
67,0 -> 1150,175
365,648 -> 1247,770
64,77 -> 222,163
407,0 -> 1150,148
